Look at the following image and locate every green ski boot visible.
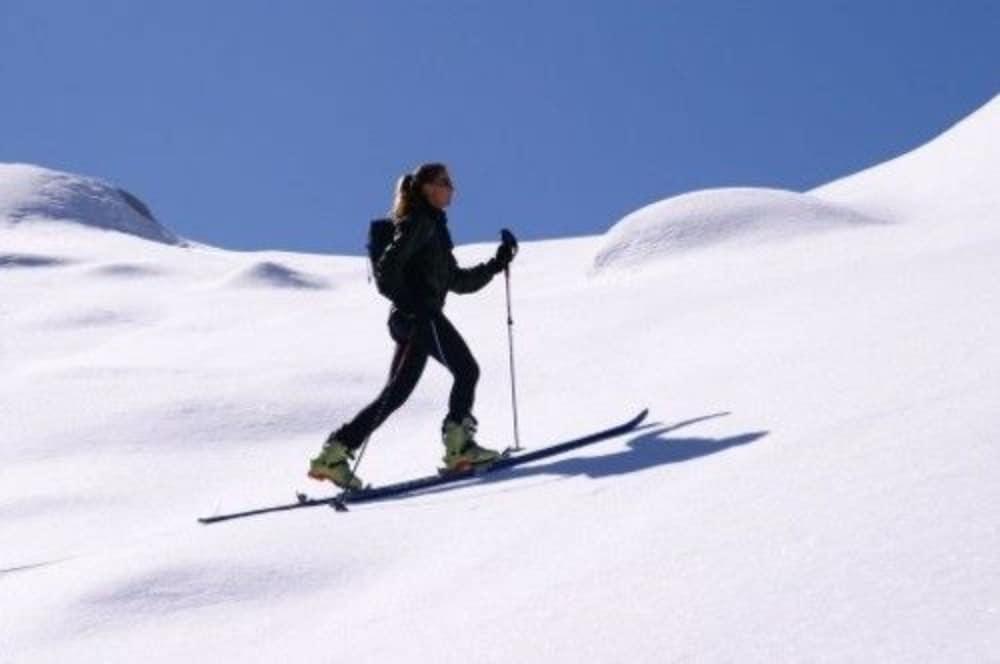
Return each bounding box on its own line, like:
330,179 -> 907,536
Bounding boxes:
442,415 -> 501,472
308,438 -> 363,490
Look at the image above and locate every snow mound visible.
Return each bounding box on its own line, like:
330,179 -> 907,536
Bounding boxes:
594,187 -> 882,271
0,163 -> 180,245
224,261 -> 329,290
812,94 -> 999,223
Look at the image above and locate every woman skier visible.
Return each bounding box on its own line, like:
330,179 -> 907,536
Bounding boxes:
309,162 -> 518,490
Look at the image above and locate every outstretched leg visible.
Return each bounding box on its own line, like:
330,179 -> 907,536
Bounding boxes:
331,336 -> 429,450
310,316 -> 432,488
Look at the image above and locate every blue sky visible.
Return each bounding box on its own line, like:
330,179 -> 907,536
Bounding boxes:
2,1 -> 997,254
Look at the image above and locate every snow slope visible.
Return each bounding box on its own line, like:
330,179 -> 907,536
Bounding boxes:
811,93 -> 1000,224
2,96 -> 998,663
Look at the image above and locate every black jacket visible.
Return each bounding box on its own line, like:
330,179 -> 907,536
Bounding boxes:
376,202 -> 498,315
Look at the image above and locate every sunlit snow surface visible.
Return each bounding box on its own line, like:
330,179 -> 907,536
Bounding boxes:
2,96 -> 998,662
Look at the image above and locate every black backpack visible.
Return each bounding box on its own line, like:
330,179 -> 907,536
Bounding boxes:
366,218 -> 396,296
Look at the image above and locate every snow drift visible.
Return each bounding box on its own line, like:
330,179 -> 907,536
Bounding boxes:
593,187 -> 882,271
0,163 -> 180,245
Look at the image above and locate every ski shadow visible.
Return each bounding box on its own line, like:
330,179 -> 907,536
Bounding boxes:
411,411 -> 767,501
498,426 -> 768,482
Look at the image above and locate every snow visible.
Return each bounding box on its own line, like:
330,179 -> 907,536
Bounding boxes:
811,94 -> 1000,225
2,95 -> 999,663
0,163 -> 180,246
593,187 -> 884,271
224,261 -> 332,290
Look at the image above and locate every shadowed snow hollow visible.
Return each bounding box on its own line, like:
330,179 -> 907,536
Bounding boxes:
0,163 -> 179,245
593,187 -> 882,271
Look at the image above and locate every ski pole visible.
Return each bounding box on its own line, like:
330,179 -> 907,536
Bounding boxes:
500,229 -> 522,451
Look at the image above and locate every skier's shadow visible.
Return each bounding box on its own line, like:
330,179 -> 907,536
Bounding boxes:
415,412 -> 768,500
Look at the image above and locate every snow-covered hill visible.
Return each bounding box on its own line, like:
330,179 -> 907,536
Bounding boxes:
0,163 -> 180,245
2,96 -> 998,663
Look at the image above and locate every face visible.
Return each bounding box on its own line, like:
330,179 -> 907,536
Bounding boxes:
422,170 -> 455,209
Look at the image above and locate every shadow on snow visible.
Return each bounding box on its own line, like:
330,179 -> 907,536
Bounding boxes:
407,411 -> 768,502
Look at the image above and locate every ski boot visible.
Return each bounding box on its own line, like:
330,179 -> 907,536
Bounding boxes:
308,438 -> 363,490
441,415 -> 502,473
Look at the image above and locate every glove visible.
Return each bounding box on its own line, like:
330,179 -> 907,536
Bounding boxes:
493,243 -> 515,272
492,228 -> 518,273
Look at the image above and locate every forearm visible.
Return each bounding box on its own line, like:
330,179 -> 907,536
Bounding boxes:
450,260 -> 498,294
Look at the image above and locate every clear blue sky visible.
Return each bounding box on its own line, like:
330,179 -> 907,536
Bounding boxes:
2,1 -> 997,254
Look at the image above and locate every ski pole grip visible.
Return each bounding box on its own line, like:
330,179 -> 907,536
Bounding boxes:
500,228 -> 518,275
500,228 -> 518,255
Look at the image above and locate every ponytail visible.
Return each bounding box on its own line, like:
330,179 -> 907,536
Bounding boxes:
399,173 -> 415,196
391,162 -> 447,221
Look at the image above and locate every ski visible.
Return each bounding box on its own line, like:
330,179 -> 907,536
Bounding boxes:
198,408 -> 648,524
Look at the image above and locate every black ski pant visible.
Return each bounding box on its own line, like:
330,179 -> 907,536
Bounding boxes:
331,309 -> 480,451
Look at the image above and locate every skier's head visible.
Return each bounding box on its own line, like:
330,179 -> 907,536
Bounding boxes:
392,162 -> 454,219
